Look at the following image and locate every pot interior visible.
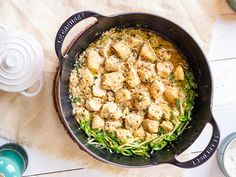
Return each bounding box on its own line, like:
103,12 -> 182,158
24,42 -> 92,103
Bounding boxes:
58,13 -> 212,166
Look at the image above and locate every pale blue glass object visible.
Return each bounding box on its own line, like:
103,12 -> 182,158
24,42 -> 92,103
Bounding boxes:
0,143 -> 28,177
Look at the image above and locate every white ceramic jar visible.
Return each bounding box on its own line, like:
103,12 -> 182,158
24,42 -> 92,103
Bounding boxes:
217,132 -> 236,177
0,24 -> 44,97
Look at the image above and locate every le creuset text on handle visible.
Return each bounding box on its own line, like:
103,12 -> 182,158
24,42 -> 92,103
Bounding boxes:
55,11 -> 104,63
171,114 -> 220,168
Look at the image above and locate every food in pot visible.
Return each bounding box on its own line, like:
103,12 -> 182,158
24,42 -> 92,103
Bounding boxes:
69,28 -> 197,156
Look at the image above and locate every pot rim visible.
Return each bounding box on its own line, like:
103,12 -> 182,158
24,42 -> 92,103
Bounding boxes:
54,11 -> 219,168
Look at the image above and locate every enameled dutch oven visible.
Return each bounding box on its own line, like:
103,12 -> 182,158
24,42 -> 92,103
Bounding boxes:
54,11 -> 220,168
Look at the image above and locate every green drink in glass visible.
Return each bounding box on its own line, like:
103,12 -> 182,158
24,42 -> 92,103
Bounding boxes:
0,143 -> 28,177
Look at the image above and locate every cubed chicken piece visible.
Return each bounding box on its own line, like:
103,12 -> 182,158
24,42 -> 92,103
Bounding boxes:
139,42 -> 157,62
160,103 -> 171,120
92,76 -> 106,97
145,132 -> 158,141
128,36 -> 144,52
101,72 -> 125,92
133,126 -> 145,140
104,120 -> 122,132
116,129 -> 133,142
120,100 -> 134,110
148,103 -> 163,120
79,68 -> 94,87
174,65 -> 185,80
104,55 -> 120,72
92,115 -> 105,130
138,62 -> 156,83
156,48 -> 172,61
156,61 -> 173,78
149,79 -> 165,100
85,98 -> 102,112
129,36 -> 143,47
125,113 -> 143,130
163,86 -> 178,105
74,107 -> 90,122
99,38 -> 112,57
143,119 -> 159,133
100,102 -> 117,119
134,91 -> 151,110
111,41 -> 131,60
115,89 -> 132,103
160,121 -> 174,133
126,66 -> 141,87
100,102 -> 122,120
87,50 -> 104,72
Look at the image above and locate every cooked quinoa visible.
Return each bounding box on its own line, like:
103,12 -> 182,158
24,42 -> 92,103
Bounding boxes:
69,28 -> 197,156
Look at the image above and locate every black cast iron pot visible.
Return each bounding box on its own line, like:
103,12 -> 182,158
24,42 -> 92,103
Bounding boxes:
54,11 -> 220,168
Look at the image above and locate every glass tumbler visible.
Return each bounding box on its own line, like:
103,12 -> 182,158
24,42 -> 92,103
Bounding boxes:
0,143 -> 28,177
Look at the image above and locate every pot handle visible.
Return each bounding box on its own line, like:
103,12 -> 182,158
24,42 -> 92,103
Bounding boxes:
20,76 -> 43,97
55,11 -> 105,64
171,114 -> 220,168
